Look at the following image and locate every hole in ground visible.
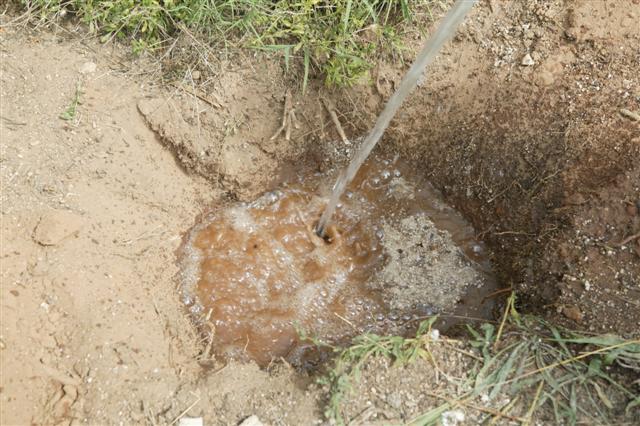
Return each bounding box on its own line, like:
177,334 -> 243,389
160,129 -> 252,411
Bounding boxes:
178,155 -> 498,370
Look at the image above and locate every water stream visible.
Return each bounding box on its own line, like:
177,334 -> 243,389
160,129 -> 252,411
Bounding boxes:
316,0 -> 477,237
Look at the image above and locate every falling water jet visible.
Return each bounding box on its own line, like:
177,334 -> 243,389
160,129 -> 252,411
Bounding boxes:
316,0 -> 477,238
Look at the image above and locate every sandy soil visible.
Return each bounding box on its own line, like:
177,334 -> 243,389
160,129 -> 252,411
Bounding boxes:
0,30 -> 320,425
1,0 -> 639,424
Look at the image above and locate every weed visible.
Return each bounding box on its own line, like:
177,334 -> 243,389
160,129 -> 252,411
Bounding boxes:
317,293 -> 640,425
59,82 -> 82,121
17,0 -> 440,86
315,317 -> 439,425
464,293 -> 640,425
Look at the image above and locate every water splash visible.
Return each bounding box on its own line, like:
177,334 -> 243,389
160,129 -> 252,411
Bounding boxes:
316,0 -> 477,237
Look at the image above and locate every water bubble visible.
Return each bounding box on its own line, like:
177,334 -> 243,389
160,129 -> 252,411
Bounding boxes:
381,170 -> 391,179
375,229 -> 384,239
345,191 -> 354,199
393,169 -> 401,177
415,304 -> 435,316
264,191 -> 281,204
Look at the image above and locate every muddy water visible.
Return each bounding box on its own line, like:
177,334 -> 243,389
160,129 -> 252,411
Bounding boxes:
179,157 -> 496,368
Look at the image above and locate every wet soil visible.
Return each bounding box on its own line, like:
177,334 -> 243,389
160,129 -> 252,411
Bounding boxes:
179,157 -> 494,369
1,0 -> 639,424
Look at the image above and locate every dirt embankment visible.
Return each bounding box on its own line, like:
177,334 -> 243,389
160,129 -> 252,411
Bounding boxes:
383,0 -> 640,335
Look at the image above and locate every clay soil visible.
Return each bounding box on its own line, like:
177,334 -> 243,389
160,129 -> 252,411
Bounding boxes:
1,0 -> 639,425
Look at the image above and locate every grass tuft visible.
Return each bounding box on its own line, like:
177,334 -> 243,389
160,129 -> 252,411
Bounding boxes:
317,293 -> 640,425
59,82 -> 82,121
466,293 -> 640,425
18,0 -> 440,86
314,317 -> 439,425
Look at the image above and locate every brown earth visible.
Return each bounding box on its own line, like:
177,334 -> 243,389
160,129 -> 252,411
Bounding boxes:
1,0 -> 639,424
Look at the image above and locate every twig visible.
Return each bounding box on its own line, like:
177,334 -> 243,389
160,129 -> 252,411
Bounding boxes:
285,110 -> 295,141
317,99 -> 327,141
619,108 -> 640,122
270,91 -> 292,140
493,292 -> 514,351
487,396 -> 521,426
321,97 -> 350,144
170,393 -> 201,426
117,225 -> 163,245
481,287 -> 513,303
617,232 -> 640,246
348,406 -> 376,426
499,340 -> 640,388
487,182 -> 514,203
170,82 -> 221,109
334,312 -> 357,330
440,342 -> 483,361
426,392 -> 527,423
523,381 -> 544,426
0,115 -> 27,126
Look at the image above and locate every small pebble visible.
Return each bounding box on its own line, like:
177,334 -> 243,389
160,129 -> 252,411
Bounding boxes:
521,53 -> 535,66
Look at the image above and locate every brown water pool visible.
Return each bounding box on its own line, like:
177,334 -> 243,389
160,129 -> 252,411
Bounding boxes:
179,156 -> 497,368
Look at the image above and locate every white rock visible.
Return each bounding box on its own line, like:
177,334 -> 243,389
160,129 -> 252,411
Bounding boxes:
521,54 -> 535,66
429,329 -> 440,341
178,417 -> 203,426
442,410 -> 465,426
239,415 -> 264,426
79,62 -> 97,74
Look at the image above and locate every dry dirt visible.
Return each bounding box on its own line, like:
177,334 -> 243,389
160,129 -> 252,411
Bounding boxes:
1,0 -> 639,424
